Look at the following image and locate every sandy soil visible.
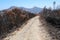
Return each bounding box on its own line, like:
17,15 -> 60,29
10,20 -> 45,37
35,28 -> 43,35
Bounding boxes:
3,16 -> 55,40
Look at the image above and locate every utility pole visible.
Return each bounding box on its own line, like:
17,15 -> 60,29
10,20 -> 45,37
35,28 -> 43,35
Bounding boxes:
53,1 -> 56,9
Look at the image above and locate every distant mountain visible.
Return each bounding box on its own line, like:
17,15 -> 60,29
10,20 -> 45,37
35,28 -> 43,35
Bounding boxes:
6,6 -> 43,14
20,7 -> 43,14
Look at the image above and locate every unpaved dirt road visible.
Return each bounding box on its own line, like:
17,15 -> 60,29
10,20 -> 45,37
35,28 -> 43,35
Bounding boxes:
4,16 -> 53,40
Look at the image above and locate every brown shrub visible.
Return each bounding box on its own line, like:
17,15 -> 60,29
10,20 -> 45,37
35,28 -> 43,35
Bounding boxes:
39,8 -> 60,28
0,7 -> 36,39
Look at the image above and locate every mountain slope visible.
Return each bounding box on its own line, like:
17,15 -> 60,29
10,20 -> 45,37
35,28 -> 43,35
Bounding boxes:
20,7 -> 42,13
9,6 -> 42,14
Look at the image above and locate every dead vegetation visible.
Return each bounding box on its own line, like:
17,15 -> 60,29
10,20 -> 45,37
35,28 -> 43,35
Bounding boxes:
39,8 -> 60,40
0,7 -> 36,39
39,8 -> 60,28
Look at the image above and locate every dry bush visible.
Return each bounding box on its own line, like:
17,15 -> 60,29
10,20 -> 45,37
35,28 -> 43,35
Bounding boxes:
39,8 -> 60,28
0,7 -> 36,39
39,8 -> 60,40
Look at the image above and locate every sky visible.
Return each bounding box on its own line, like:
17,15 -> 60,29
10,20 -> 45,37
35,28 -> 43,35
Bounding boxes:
0,0 -> 60,10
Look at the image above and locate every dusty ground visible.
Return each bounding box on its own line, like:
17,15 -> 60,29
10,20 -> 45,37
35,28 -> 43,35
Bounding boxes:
3,16 -> 59,40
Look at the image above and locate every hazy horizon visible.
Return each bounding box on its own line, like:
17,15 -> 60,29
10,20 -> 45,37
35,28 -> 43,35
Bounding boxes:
0,0 -> 60,10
